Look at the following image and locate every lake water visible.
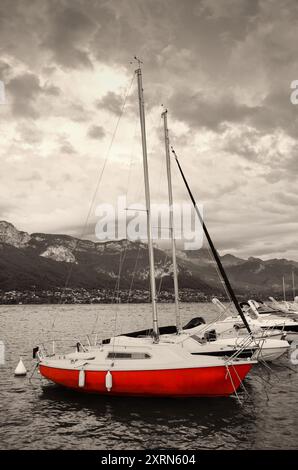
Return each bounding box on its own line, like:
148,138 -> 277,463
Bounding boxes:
0,303 -> 297,450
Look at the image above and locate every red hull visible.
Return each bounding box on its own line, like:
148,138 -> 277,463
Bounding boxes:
39,363 -> 252,397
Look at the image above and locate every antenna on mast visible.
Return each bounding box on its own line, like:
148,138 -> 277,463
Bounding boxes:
131,56 -> 143,68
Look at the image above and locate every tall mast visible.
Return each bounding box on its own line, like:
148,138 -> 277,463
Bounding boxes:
292,270 -> 295,300
283,276 -> 286,301
161,109 -> 181,333
172,148 -> 252,335
135,59 -> 159,340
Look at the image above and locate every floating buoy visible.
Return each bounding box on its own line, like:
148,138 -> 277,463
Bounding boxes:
78,369 -> 85,387
14,357 -> 27,376
105,370 -> 112,392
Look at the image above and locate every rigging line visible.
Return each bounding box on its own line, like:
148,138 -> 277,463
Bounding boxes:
64,72 -> 136,291
156,114 -> 166,202
157,252 -> 169,297
225,365 -> 242,405
112,250 -> 123,303
144,118 -> 169,302
113,241 -> 130,303
205,243 -> 233,305
127,93 -> 144,203
109,251 -> 124,343
89,256 -> 130,335
125,116 -> 139,201
231,364 -> 250,398
114,240 -> 130,314
166,128 -> 232,306
129,132 -> 144,203
127,243 -> 142,303
166,126 -> 232,306
111,243 -> 129,350
121,115 -> 141,310
51,72 -> 135,330
114,249 -> 127,303
171,147 -> 252,335
133,105 -> 164,204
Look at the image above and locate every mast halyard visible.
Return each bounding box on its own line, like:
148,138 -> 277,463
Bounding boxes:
161,109 -> 181,333
135,60 -> 159,340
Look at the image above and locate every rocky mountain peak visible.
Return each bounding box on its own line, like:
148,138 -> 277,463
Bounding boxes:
0,220 -> 30,248
40,245 -> 77,264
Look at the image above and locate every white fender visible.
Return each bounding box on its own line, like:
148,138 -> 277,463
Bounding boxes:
14,357 -> 27,376
105,370 -> 112,391
78,369 -> 85,387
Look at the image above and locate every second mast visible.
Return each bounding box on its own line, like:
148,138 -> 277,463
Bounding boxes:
162,109 -> 181,333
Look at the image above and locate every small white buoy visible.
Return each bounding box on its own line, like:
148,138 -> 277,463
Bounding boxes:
78,369 -> 85,388
14,357 -> 27,376
105,370 -> 112,392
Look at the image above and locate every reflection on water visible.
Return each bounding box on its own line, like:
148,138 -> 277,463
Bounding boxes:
0,304 -> 297,449
39,385 -> 253,449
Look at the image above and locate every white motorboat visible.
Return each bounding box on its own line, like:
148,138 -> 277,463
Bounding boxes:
179,321 -> 289,362
210,299 -> 298,343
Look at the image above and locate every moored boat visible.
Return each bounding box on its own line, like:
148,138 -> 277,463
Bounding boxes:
35,60 -> 255,398
37,337 -> 253,397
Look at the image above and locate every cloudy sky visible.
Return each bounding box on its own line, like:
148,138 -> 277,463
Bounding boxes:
1,0 -> 298,260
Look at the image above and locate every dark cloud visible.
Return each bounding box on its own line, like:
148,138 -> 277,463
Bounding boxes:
222,128 -> 261,162
42,3 -> 97,69
1,0 -> 298,260
169,90 -> 259,131
6,71 -> 61,119
252,90 -> 298,138
169,85 -> 298,141
96,91 -> 123,115
7,72 -> 42,118
0,61 -> 11,80
87,125 -> 105,139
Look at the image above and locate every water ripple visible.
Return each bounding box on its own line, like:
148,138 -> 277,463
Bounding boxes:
0,304 -> 297,449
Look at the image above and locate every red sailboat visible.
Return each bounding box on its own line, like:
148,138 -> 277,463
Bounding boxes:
35,59 -> 255,397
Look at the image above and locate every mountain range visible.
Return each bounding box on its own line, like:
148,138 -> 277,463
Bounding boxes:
0,220 -> 297,298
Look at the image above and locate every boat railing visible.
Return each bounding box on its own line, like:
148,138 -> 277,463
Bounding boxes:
37,334 -> 100,357
37,332 -> 158,358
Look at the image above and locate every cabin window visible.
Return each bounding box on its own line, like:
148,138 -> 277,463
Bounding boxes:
106,352 -> 151,360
